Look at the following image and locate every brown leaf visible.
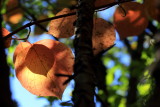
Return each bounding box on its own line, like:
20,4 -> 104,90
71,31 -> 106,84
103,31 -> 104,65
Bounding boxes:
92,18 -> 116,55
144,0 -> 160,22
13,39 -> 74,99
1,28 -> 12,48
48,8 -> 76,38
3,0 -> 23,24
113,2 -> 148,39
95,0 -> 115,8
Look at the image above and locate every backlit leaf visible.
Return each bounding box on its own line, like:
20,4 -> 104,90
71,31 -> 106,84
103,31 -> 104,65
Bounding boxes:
13,39 -> 74,99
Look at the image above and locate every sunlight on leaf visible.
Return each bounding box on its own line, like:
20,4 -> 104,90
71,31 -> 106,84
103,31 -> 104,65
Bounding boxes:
118,98 -> 126,107
106,71 -> 114,85
137,84 -> 150,96
13,39 -> 74,99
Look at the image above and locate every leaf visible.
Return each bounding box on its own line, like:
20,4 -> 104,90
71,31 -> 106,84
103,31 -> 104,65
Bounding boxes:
13,39 -> 74,99
1,28 -> 12,48
113,2 -> 148,39
144,0 -> 160,22
3,0 -> 23,24
92,18 -> 116,55
48,8 -> 76,38
34,15 -> 49,35
95,0 -> 115,8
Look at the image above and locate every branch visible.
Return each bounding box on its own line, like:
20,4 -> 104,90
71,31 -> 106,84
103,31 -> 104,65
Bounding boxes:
3,0 -> 133,39
4,12 -> 75,39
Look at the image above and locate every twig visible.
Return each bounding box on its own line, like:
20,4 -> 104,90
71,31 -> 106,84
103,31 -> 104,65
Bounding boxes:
3,0 -> 133,39
4,12 -> 75,39
118,4 -> 126,17
12,26 -> 31,41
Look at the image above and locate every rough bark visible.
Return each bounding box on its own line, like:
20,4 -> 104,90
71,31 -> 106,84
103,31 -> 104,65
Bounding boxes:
72,0 -> 96,107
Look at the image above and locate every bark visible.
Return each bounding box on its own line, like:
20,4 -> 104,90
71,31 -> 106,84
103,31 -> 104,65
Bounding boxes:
0,16 -> 16,106
72,0 -> 96,107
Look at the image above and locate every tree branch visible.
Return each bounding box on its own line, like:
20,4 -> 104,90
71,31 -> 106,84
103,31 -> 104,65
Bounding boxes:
3,0 -> 133,40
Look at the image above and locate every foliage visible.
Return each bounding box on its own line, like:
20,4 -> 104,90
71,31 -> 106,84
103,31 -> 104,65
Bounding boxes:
1,0 -> 160,107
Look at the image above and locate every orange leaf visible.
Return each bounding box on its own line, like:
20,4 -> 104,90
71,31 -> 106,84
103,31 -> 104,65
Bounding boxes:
113,2 -> 148,39
1,28 -> 12,48
92,18 -> 116,55
13,39 -> 74,99
48,8 -> 76,38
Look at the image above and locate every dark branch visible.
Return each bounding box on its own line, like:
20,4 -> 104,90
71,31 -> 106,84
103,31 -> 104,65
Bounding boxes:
3,0 -> 133,40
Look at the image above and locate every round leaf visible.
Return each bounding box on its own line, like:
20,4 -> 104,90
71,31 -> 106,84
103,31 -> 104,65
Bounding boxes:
48,8 -> 76,38
93,18 -> 116,55
13,39 -> 74,99
113,2 -> 148,39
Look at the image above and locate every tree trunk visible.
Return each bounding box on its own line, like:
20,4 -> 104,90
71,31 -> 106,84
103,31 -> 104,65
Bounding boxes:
0,16 -> 16,106
72,0 -> 96,107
